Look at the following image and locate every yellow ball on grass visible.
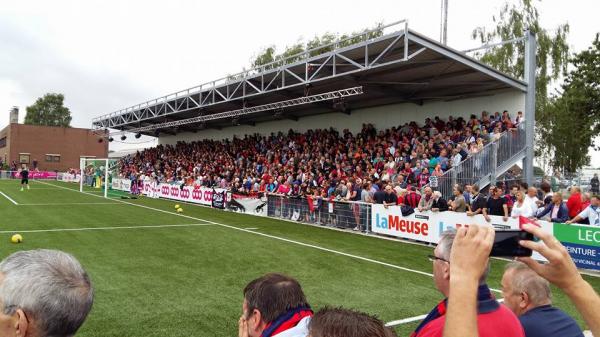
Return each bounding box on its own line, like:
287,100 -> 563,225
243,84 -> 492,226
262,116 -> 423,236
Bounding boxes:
175,204 -> 180,209
11,234 -> 23,244
177,208 -> 183,213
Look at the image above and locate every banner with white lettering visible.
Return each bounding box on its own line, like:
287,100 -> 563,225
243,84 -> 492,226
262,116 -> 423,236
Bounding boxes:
370,205 -> 598,270
553,224 -> 599,270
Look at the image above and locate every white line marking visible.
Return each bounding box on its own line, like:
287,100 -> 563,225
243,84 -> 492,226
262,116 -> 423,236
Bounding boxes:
385,299 -> 505,327
31,181 -> 513,288
36,181 -> 435,277
18,202 -> 119,206
385,314 -> 427,327
0,223 -> 214,234
0,191 -> 18,205
244,227 -> 259,230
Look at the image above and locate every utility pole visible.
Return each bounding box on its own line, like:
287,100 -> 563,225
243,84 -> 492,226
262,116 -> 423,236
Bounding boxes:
440,0 -> 448,45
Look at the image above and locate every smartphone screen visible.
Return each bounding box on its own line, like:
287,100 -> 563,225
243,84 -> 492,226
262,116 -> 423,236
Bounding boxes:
490,230 -> 534,257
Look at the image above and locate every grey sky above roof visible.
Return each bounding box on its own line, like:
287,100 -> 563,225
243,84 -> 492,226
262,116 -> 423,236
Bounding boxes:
0,0 -> 598,163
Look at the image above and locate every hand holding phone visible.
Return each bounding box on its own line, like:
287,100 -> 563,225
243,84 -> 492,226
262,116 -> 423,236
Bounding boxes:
490,230 -> 534,257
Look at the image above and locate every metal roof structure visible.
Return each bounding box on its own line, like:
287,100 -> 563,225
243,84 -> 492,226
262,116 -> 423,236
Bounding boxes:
92,20 -> 527,137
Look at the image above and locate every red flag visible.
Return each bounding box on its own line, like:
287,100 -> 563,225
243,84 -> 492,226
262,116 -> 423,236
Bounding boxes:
519,216 -> 541,229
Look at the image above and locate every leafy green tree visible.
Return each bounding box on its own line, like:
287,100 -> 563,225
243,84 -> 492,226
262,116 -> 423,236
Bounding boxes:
250,23 -> 384,69
543,34 -> 600,173
24,93 -> 72,127
471,0 -> 569,168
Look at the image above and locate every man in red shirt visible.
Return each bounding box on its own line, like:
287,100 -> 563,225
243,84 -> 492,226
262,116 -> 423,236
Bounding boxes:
412,230 -> 524,337
404,186 -> 421,209
566,187 -> 582,219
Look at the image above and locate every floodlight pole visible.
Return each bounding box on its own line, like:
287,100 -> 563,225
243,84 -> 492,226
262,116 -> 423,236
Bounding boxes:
523,30 -> 536,186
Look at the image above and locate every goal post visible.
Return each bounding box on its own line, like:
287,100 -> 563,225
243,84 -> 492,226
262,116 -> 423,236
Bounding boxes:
79,158 -> 114,198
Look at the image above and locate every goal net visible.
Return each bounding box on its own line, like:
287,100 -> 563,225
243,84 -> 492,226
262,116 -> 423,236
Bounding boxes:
79,158 -> 122,198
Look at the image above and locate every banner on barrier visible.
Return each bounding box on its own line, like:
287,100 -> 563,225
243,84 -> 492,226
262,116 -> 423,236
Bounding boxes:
60,173 -> 81,183
370,205 -> 599,270
553,223 -> 599,270
227,194 -> 268,216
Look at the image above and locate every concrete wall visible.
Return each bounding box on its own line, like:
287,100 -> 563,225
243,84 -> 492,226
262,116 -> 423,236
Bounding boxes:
159,89 -> 525,145
3,124 -> 108,171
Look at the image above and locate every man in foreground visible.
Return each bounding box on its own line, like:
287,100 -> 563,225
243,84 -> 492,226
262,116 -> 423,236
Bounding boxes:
307,307 -> 396,337
501,262 -> 583,337
239,273 -> 312,337
0,249 -> 94,337
412,230 -> 524,337
443,225 -> 600,337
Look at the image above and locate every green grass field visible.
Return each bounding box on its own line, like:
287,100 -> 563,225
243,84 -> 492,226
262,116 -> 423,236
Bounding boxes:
0,179 -> 598,337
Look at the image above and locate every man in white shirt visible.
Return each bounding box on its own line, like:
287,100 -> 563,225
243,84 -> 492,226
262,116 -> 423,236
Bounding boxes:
524,187 -> 540,215
566,195 -> 600,226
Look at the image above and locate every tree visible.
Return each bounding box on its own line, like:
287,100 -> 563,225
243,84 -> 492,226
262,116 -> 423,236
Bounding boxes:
471,0 -> 570,167
543,34 -> 600,173
24,93 -> 72,127
250,23 -> 384,70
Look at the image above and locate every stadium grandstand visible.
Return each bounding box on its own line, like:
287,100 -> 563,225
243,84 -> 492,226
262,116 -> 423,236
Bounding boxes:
3,17 -> 599,337
93,20 -> 536,199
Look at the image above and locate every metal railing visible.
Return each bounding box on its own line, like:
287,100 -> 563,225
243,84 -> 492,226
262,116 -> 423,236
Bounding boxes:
267,194 -> 371,232
429,125 -> 527,199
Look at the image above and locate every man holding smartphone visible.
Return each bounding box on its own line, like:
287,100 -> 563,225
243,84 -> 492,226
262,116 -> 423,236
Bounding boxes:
412,230 -> 524,337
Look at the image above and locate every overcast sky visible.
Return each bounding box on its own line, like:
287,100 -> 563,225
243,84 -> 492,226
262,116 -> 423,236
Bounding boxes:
0,0 -> 598,165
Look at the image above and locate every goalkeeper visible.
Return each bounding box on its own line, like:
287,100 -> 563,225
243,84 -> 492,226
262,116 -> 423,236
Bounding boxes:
20,164 -> 30,191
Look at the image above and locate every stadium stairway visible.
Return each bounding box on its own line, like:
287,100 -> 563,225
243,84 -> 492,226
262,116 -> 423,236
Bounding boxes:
430,124 -> 527,199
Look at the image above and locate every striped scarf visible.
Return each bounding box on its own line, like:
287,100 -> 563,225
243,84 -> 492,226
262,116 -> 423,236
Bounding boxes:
261,306 -> 313,337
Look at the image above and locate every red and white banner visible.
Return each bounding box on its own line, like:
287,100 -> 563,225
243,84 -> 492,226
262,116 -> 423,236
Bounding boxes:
141,183 -> 226,206
11,171 -> 58,179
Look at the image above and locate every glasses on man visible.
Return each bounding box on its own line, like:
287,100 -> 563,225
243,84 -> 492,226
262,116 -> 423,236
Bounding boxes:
427,254 -> 449,263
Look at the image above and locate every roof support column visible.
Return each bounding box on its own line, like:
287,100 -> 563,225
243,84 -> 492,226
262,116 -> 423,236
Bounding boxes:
523,30 -> 536,187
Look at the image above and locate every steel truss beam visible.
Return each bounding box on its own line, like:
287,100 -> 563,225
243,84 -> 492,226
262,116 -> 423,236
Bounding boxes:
92,20 -> 527,132
106,87 -> 364,136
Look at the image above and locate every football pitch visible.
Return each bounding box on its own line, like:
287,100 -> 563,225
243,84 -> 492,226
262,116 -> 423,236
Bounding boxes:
0,179 -> 598,337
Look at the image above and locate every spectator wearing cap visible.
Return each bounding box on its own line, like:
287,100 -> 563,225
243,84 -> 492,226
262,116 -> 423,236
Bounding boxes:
501,262 -> 583,337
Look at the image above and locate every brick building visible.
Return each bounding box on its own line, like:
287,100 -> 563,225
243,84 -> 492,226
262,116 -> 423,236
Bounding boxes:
0,123 -> 108,171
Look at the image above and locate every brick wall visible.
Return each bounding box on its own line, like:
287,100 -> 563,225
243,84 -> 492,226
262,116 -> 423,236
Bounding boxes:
4,124 -> 108,171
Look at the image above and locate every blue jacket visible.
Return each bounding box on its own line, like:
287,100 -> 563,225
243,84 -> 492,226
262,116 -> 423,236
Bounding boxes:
536,202 -> 569,223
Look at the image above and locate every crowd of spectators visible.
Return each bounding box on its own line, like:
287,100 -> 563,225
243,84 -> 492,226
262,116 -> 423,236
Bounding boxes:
369,180 -> 599,226
119,110 -> 524,199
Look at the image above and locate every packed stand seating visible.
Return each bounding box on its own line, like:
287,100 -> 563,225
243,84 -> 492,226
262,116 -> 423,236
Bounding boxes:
118,110 -> 523,202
